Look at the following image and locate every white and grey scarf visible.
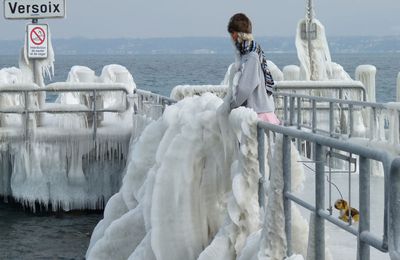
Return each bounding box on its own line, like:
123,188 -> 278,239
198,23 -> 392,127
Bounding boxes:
235,39 -> 275,95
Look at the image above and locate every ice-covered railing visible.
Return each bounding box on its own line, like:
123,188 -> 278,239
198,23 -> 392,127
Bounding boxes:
170,85 -> 228,101
85,94 -> 306,259
134,89 -> 176,119
257,120 -> 400,259
277,91 -> 400,151
0,82 -> 133,211
0,82 -> 130,140
169,81 -> 365,102
275,81 -> 366,101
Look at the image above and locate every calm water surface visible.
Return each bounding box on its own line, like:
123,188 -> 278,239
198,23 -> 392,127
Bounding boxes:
0,52 -> 399,259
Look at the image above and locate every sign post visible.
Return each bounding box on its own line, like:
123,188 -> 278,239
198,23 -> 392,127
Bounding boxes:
3,0 -> 66,125
3,0 -> 66,83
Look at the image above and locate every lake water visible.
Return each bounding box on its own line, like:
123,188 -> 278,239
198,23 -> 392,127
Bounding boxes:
0,53 -> 399,259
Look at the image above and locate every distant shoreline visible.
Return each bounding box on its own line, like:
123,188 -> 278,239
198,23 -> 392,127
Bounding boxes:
1,36 -> 399,55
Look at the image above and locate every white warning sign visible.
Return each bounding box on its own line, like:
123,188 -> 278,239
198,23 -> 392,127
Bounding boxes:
27,24 -> 48,59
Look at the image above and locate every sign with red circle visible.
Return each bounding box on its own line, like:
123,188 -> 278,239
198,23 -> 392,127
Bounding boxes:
27,24 -> 48,58
30,27 -> 46,45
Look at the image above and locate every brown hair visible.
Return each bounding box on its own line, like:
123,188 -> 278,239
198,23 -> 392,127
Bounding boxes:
227,13 -> 252,34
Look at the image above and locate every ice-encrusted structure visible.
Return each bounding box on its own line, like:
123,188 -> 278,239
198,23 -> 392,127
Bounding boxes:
0,133 -> 130,211
295,18 -> 351,82
0,63 -> 135,210
86,93 -> 312,259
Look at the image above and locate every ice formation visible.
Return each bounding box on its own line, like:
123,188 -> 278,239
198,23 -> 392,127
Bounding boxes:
170,84 -> 228,101
0,129 -> 131,211
0,64 -> 134,210
58,64 -> 135,107
86,92 -> 313,259
0,31 -> 136,210
296,19 -> 332,81
295,18 -> 352,82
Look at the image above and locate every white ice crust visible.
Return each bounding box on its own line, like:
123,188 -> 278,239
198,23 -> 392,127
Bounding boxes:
86,93 -> 311,260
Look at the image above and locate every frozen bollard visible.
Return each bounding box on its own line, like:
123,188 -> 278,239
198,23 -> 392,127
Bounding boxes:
267,60 -> 284,81
283,65 -> 300,81
355,65 -> 376,102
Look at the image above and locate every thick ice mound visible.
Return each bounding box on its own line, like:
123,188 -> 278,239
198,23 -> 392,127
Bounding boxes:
58,64 -> 136,106
86,94 -> 308,260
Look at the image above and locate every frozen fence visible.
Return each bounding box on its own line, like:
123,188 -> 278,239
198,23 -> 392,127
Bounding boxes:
0,82 -> 130,140
276,92 -> 400,147
257,120 -> 400,259
0,82 -> 132,210
134,89 -> 176,120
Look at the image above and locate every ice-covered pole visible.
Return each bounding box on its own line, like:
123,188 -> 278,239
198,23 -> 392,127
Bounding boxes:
355,65 -> 376,102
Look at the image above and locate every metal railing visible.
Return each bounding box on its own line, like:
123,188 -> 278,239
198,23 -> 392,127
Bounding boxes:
134,89 -> 176,119
275,91 -> 399,142
0,82 -> 130,140
274,80 -> 367,102
169,81 -> 366,103
257,120 -> 400,259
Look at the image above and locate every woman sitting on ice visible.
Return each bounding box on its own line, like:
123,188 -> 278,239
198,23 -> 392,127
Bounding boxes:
227,13 -> 280,124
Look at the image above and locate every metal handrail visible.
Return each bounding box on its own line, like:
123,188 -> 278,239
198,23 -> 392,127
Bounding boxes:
274,91 -> 398,140
0,82 -> 130,140
134,89 -> 176,119
135,89 -> 176,106
275,80 -> 367,102
257,120 -> 398,259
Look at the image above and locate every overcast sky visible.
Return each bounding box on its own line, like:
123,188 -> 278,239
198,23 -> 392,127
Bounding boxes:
1,0 -> 400,40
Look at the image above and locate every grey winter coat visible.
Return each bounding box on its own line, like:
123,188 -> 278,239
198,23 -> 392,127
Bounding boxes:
230,52 -> 275,113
